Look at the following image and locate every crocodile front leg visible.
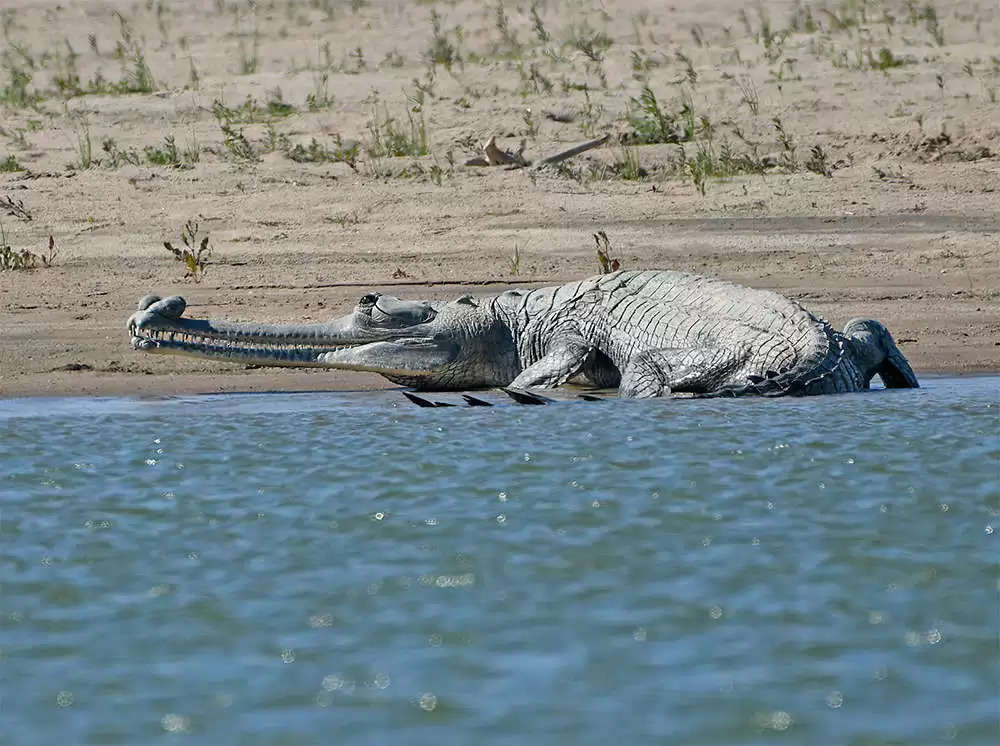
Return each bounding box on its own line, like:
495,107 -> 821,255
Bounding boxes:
509,335 -> 592,388
619,346 -> 746,398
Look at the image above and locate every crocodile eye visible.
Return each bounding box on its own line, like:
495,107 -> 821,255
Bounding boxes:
358,293 -> 379,306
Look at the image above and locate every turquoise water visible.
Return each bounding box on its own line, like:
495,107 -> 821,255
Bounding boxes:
2,377 -> 997,745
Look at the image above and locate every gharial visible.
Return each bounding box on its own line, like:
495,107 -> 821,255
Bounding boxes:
127,269 -> 918,404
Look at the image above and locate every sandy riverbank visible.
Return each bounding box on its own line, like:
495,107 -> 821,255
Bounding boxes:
2,1 -> 997,398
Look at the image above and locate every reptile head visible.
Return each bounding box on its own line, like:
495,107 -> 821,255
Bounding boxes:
127,291 -> 516,389
843,318 -> 919,389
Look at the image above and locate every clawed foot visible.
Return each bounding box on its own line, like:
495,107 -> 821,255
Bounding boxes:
401,388 -> 611,407
501,387 -> 551,405
402,392 -> 456,408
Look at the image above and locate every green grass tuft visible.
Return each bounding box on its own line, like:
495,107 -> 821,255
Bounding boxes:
627,86 -> 695,144
1,154 -> 24,172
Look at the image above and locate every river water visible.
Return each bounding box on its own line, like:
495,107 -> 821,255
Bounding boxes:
2,377 -> 997,745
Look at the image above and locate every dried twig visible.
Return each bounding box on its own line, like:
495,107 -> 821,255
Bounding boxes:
2,195 -> 32,221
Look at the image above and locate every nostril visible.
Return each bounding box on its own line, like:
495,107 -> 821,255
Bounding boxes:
157,296 -> 187,319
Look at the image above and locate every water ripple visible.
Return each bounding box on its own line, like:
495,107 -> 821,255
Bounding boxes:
1,377 -> 997,744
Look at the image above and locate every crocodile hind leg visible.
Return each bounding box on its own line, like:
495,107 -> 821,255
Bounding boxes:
619,346 -> 744,398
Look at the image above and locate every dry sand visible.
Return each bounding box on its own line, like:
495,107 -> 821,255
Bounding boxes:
1,0 -> 997,398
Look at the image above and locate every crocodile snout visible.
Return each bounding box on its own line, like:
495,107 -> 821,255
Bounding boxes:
128,295 -> 188,341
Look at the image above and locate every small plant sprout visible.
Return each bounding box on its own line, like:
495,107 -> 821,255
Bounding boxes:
349,46 -> 366,73
112,12 -> 156,93
805,145 -> 833,177
307,72 -> 333,111
509,242 -> 521,275
571,29 -> 612,64
285,134 -> 359,168
328,210 -> 363,229
219,122 -> 259,163
266,88 -> 295,117
616,145 -> 644,180
577,88 -> 605,138
627,86 -> 695,144
738,76 -> 759,115
772,117 -> 798,170
182,130 -> 200,165
594,231 -> 620,274
366,101 -> 429,159
163,220 -> 212,282
687,157 -> 708,196
427,10 -> 459,70
530,4 -> 550,43
144,135 -> 181,167
237,2 -> 260,74
0,66 -> 37,109
870,47 -> 904,72
102,138 -> 141,168
923,4 -> 945,46
493,1 -> 519,55
1,154 -> 25,172
0,227 -> 57,271
676,51 -> 697,85
74,121 -> 95,169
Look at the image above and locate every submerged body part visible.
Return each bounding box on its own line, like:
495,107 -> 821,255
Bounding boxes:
128,270 -> 918,399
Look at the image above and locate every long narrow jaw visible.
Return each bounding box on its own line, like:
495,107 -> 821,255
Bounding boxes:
127,295 -> 456,376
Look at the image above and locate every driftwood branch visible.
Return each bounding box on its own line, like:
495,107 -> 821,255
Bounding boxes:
536,135 -> 610,167
464,134 -> 609,169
